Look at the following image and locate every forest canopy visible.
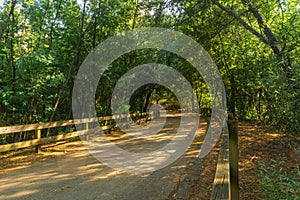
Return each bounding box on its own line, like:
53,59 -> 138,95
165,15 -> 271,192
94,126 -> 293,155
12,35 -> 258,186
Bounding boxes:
0,0 -> 299,134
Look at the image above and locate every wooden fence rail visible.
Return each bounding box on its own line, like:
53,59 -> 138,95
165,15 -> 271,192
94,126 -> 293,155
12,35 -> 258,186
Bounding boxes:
0,112 -> 150,153
211,120 -> 239,200
0,108 -> 203,153
1,109 -> 238,199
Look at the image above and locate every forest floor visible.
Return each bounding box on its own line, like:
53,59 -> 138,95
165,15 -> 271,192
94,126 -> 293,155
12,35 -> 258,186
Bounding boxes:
0,119 -> 299,199
190,121 -> 300,199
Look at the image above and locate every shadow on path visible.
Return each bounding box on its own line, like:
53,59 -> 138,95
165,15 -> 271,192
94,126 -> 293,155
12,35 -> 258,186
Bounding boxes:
0,114 -> 208,200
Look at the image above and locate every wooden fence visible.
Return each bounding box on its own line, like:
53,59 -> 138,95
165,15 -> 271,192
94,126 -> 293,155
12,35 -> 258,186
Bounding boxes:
0,108 -> 203,153
0,109 -> 238,199
0,112 -> 150,153
211,120 -> 239,200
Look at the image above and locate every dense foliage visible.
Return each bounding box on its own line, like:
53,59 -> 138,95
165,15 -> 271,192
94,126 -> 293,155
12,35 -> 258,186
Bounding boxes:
0,0 -> 299,134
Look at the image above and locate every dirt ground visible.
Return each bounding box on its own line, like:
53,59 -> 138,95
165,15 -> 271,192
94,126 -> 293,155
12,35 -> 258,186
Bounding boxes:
0,120 -> 299,199
190,121 -> 300,199
0,115 -> 205,200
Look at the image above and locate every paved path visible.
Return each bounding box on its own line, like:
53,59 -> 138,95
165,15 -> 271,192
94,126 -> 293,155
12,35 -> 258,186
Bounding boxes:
0,114 -> 207,200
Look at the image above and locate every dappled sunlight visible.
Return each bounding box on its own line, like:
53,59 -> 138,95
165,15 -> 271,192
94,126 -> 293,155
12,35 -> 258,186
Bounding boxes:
76,163 -> 113,177
0,165 -> 28,174
87,171 -> 124,181
185,150 -> 200,158
171,164 -> 186,169
76,162 -> 103,171
0,189 -> 40,200
236,122 -> 300,199
96,117 -> 181,153
0,114 -> 209,200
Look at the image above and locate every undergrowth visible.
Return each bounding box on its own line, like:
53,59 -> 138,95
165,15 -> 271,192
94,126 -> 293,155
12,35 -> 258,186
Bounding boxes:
258,159 -> 300,200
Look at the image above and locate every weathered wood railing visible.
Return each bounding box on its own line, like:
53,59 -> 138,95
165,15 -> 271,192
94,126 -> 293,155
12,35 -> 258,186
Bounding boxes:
0,108 -> 206,153
211,120 -> 239,200
0,112 -> 150,153
1,108 -> 238,199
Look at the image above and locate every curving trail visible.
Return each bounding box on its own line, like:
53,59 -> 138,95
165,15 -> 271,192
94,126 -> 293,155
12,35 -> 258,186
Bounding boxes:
0,114 -> 208,200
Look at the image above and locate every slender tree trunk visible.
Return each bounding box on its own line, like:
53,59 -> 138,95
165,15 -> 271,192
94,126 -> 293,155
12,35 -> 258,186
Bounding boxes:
48,0 -> 87,127
257,87 -> 262,120
218,33 -> 237,117
131,0 -> 139,30
49,0 -> 62,49
128,0 -> 139,65
92,1 -> 101,49
143,85 -> 156,113
9,0 -> 17,127
10,0 -> 16,90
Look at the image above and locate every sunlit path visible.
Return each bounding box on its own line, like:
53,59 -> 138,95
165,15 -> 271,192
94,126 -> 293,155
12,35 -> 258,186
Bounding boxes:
0,114 -> 208,200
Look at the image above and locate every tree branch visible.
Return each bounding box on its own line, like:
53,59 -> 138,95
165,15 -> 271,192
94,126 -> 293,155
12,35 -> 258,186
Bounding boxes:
210,0 -> 270,45
243,1 -> 281,55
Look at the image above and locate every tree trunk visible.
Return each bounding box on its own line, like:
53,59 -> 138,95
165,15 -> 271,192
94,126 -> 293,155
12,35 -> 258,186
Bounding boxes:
48,0 -> 87,127
143,85 -> 156,113
218,33 -> 237,117
49,0 -> 62,49
92,1 -> 101,49
9,0 -> 17,127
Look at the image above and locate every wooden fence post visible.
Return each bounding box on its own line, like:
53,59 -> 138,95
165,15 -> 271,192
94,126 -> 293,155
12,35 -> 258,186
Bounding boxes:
85,122 -> 89,141
153,110 -> 160,119
35,129 -> 41,153
228,120 -> 239,200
